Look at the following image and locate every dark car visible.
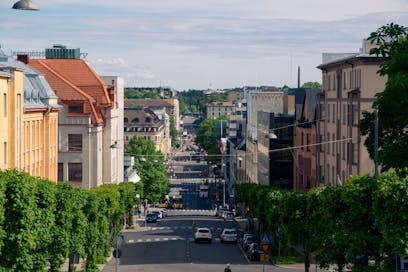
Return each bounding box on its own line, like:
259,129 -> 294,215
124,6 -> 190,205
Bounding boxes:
247,243 -> 264,261
145,213 -> 158,223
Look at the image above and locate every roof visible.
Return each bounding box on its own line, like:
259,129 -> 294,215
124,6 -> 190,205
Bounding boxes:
207,101 -> 234,107
28,58 -> 112,124
0,53 -> 61,111
317,53 -> 384,69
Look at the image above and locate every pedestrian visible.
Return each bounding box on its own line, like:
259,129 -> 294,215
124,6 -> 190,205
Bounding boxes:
224,263 -> 231,272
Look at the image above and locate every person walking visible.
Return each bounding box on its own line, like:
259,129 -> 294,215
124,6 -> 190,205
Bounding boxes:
224,263 -> 231,272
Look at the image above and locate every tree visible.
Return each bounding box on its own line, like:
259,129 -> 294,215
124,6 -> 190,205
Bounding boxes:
359,23 -> 408,172
301,82 -> 322,89
125,136 -> 169,202
195,118 -> 220,163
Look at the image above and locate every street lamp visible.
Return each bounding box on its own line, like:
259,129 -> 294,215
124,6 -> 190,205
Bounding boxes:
12,0 -> 39,10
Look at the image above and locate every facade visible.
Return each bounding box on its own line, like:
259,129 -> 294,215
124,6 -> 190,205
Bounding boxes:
257,112 -> 294,188
27,45 -> 123,188
1,51 -> 61,181
124,98 -> 180,130
207,101 -> 234,119
124,107 -> 171,155
293,89 -> 322,192
316,41 -> 386,186
245,91 -> 284,184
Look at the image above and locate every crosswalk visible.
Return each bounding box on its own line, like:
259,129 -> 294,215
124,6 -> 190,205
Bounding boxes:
127,237 -> 223,243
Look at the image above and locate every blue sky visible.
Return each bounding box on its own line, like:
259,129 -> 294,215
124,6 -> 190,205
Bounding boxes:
1,0 -> 408,90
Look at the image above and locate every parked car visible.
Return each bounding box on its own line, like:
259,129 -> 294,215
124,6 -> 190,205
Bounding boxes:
247,243 -> 264,261
223,211 -> 235,221
220,228 -> 238,243
194,227 -> 212,243
145,213 -> 158,223
150,210 -> 163,219
243,235 -> 259,251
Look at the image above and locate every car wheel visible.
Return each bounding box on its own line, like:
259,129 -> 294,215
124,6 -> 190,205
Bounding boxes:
208,239 -> 212,244
220,240 -> 224,244
194,239 -> 198,243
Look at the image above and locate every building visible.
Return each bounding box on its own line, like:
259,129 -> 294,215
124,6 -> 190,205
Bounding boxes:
124,107 -> 171,156
293,88 -> 322,192
316,40 -> 386,186
27,45 -> 124,188
206,101 -> 234,119
257,112 -> 294,188
0,50 -> 61,181
245,90 -> 284,184
124,98 -> 180,130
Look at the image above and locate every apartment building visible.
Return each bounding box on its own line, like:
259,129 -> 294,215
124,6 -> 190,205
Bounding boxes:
124,107 -> 171,156
316,41 -> 386,186
245,91 -> 284,184
27,45 -> 124,188
0,51 -> 61,181
124,98 -> 180,130
293,88 -> 322,192
207,101 -> 234,119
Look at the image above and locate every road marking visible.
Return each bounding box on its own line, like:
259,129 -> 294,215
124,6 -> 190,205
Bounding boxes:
128,239 -> 134,243
163,238 -> 169,241
154,238 -> 160,241
146,238 -> 152,242
171,237 -> 177,240
137,239 -> 143,242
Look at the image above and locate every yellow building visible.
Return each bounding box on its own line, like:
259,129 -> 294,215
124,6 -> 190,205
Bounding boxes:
0,52 -> 61,181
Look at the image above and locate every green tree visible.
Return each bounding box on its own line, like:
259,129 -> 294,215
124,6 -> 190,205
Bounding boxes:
0,172 -> 5,255
125,136 -> 169,202
359,23 -> 408,172
301,82 -> 322,89
0,170 -> 39,271
195,118 -> 220,163
124,88 -> 161,99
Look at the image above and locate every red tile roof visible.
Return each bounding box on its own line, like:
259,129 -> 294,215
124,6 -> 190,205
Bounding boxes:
29,59 -> 112,124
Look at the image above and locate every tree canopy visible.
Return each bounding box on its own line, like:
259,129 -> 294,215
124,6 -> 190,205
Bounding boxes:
359,23 -> 408,172
301,82 -> 322,90
125,136 -> 169,202
195,118 -> 221,164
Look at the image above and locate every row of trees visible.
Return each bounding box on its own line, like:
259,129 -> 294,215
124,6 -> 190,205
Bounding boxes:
0,169 -> 141,272
235,172 -> 408,272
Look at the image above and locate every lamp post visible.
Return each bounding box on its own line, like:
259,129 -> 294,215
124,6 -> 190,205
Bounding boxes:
222,179 -> 226,208
12,0 -> 39,10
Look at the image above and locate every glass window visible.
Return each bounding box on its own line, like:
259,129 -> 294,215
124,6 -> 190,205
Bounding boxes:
124,117 -> 128,123
3,94 -> 6,117
58,163 -> 63,181
68,134 -> 82,151
68,163 -> 82,182
68,104 -> 83,113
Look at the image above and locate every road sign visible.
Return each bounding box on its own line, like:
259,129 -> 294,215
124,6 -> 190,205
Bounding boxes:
260,253 -> 269,262
261,233 -> 272,244
275,229 -> 283,242
397,255 -> 408,271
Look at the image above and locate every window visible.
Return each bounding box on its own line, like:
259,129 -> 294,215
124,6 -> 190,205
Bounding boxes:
351,143 -> 358,164
68,134 -> 82,151
145,117 -> 151,123
132,118 -> 139,123
3,94 -> 6,117
343,71 -> 347,90
352,105 -> 359,126
68,163 -> 82,182
343,104 -> 346,124
327,103 -> 330,121
301,132 -> 304,150
58,163 -> 63,181
332,104 -> 335,123
342,136 -> 346,160
332,134 -> 335,155
327,133 -> 330,154
327,163 -> 330,182
68,104 -> 83,113
124,117 -> 128,123
328,75 -> 331,90
306,134 -> 311,151
3,142 -> 7,164
306,176 -> 311,189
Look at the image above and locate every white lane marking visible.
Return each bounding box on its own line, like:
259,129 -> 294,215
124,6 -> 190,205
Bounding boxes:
163,238 -> 169,241
154,238 -> 160,241
137,239 -> 143,242
146,238 -> 152,242
128,239 -> 134,243
171,237 -> 177,240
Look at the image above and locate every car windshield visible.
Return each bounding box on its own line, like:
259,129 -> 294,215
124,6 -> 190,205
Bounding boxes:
198,229 -> 210,233
224,231 -> 236,235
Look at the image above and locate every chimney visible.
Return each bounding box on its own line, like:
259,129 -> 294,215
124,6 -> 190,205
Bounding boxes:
17,54 -> 29,64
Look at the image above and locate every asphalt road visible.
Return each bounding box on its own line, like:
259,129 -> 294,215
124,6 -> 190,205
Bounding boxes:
101,139 -> 327,272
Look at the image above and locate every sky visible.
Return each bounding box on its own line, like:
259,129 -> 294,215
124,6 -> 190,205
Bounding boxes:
1,0 -> 408,91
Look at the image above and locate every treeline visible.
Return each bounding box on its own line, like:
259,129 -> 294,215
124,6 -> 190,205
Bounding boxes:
0,169 -> 141,272
235,172 -> 408,272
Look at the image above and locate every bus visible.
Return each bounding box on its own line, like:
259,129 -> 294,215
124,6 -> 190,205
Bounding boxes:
157,195 -> 169,209
172,195 -> 183,209
199,184 -> 209,198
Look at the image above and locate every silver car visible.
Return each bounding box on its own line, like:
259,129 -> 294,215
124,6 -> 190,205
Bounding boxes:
223,211 -> 235,221
220,228 -> 238,243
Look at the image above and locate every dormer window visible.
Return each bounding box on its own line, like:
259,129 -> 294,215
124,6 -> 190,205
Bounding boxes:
132,118 -> 139,123
145,117 -> 151,123
68,103 -> 83,113
124,117 -> 128,123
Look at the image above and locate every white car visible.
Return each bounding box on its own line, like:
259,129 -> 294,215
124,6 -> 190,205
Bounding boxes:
194,227 -> 212,243
150,210 -> 163,219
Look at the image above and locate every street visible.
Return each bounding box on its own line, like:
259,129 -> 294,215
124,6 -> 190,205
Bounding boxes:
102,134 -> 325,272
